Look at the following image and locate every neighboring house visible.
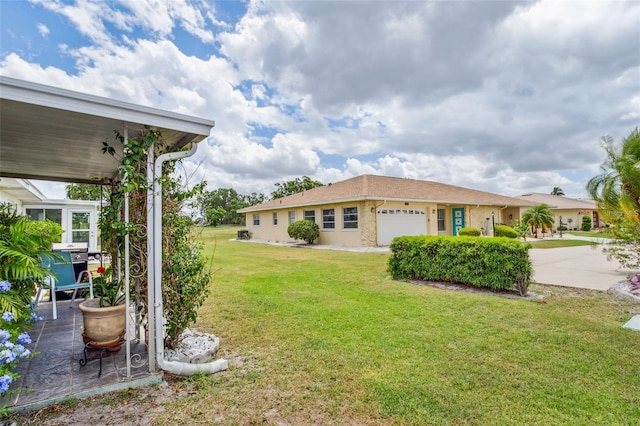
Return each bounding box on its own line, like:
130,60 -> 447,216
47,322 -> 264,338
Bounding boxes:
515,193 -> 601,231
238,174 -> 537,247
0,177 -> 101,253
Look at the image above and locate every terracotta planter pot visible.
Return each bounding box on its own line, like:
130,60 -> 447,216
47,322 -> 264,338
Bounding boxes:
79,299 -> 126,346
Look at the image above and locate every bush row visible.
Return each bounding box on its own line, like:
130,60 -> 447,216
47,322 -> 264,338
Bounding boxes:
388,235 -> 532,295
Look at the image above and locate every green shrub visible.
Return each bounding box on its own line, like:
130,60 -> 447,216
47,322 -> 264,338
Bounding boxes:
388,235 -> 532,295
494,224 -> 518,238
581,215 -> 592,231
557,226 -> 567,231
458,227 -> 481,237
288,220 -> 320,244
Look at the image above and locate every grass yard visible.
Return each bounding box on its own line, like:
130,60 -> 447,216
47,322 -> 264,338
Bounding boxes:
566,230 -> 612,238
527,239 -> 599,249
147,226 -> 640,425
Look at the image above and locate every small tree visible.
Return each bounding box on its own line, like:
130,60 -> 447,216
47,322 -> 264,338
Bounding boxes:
288,220 -> 320,244
522,204 -> 555,238
581,215 -> 592,231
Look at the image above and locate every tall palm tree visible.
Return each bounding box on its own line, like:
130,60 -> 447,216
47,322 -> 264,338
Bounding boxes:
550,187 -> 565,196
522,204 -> 555,238
586,128 -> 640,225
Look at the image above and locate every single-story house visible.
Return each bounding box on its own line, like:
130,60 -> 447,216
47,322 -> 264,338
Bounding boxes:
0,177 -> 101,253
238,174 -> 537,247
515,193 -> 601,231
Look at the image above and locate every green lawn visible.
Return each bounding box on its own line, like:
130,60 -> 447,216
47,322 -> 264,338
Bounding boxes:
150,226 -> 640,425
527,239 -> 599,249
566,230 -> 612,238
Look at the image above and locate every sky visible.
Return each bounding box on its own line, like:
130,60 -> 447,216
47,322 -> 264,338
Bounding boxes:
1,0 -> 639,200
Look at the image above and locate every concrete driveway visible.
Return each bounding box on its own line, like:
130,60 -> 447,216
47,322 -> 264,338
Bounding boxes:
529,244 -> 634,291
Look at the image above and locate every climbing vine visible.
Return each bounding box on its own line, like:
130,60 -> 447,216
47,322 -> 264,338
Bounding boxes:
101,129 -> 210,349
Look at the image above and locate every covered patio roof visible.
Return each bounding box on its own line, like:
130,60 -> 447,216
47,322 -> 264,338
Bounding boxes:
0,76 -> 216,411
0,76 -> 214,184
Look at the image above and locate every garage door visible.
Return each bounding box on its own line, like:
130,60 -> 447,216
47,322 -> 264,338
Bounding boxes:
377,208 -> 427,246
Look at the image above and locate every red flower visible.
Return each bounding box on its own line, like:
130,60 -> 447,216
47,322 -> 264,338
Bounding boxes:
96,266 -> 106,274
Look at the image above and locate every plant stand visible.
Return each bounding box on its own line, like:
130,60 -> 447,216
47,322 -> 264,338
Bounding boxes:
79,332 -> 125,378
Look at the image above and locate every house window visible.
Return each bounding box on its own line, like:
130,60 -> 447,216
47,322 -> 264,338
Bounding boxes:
288,211 -> 296,224
343,207 -> 358,229
437,209 -> 446,231
322,208 -> 335,229
273,212 -> 278,225
253,214 -> 260,226
26,208 -> 62,225
304,210 -> 316,223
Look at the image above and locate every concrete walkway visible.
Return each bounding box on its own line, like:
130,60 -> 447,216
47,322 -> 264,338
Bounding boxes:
529,244 -> 634,291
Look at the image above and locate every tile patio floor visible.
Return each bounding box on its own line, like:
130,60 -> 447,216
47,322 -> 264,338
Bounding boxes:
1,299 -> 162,413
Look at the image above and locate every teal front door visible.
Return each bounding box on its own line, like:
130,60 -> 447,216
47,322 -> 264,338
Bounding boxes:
452,208 -> 465,236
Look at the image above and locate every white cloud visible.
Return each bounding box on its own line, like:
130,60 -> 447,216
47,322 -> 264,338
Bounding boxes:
36,23 -> 49,37
2,0 -> 639,202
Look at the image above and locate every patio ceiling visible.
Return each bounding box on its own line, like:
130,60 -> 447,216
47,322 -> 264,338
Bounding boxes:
0,76 -> 214,184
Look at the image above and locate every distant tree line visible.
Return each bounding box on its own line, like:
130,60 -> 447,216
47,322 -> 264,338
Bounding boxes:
66,175 -> 324,227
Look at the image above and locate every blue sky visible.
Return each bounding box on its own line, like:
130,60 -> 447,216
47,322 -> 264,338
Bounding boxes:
1,0 -> 639,199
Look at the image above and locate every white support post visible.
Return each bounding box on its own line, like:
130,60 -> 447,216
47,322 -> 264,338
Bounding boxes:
124,123 -> 132,378
146,143 -> 156,372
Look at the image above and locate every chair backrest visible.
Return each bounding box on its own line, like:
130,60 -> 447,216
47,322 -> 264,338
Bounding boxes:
41,251 -> 78,287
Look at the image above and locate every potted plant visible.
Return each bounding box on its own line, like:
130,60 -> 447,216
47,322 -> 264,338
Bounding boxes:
78,266 -> 127,350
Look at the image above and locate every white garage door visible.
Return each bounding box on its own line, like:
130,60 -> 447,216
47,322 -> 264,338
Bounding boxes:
377,208 -> 427,246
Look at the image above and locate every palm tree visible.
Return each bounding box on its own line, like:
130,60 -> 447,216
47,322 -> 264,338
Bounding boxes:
586,128 -> 640,225
522,204 -> 555,238
550,187 -> 565,196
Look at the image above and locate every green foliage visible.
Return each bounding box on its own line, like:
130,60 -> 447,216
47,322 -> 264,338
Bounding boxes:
388,235 -> 532,295
550,187 -> 565,196
581,215 -> 592,231
522,204 -> 554,238
603,218 -> 640,269
587,128 -> 640,225
66,183 -> 108,201
271,176 -> 323,199
512,219 -> 530,240
101,129 -> 212,349
494,224 -> 518,238
196,188 -> 265,226
0,204 -> 62,316
457,227 -> 481,237
586,128 -> 640,268
287,220 -> 320,244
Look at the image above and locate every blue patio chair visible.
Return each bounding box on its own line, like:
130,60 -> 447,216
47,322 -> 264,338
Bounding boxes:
36,251 -> 94,320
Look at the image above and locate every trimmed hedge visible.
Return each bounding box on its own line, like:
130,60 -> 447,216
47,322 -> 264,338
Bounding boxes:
388,235 -> 531,295
458,227 -> 481,237
494,224 -> 518,239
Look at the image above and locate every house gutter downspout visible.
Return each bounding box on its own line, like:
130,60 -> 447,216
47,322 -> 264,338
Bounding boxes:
153,143 -> 228,375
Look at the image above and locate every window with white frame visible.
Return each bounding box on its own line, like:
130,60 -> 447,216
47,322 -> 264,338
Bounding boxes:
437,209 -> 446,231
253,214 -> 260,226
322,208 -> 335,229
343,207 -> 358,229
304,210 -> 316,223
273,212 -> 278,225
26,208 -> 62,225
288,211 -> 295,224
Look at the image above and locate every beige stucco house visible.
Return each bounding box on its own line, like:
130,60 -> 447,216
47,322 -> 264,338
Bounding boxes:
515,193 -> 601,231
239,175 -> 537,247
